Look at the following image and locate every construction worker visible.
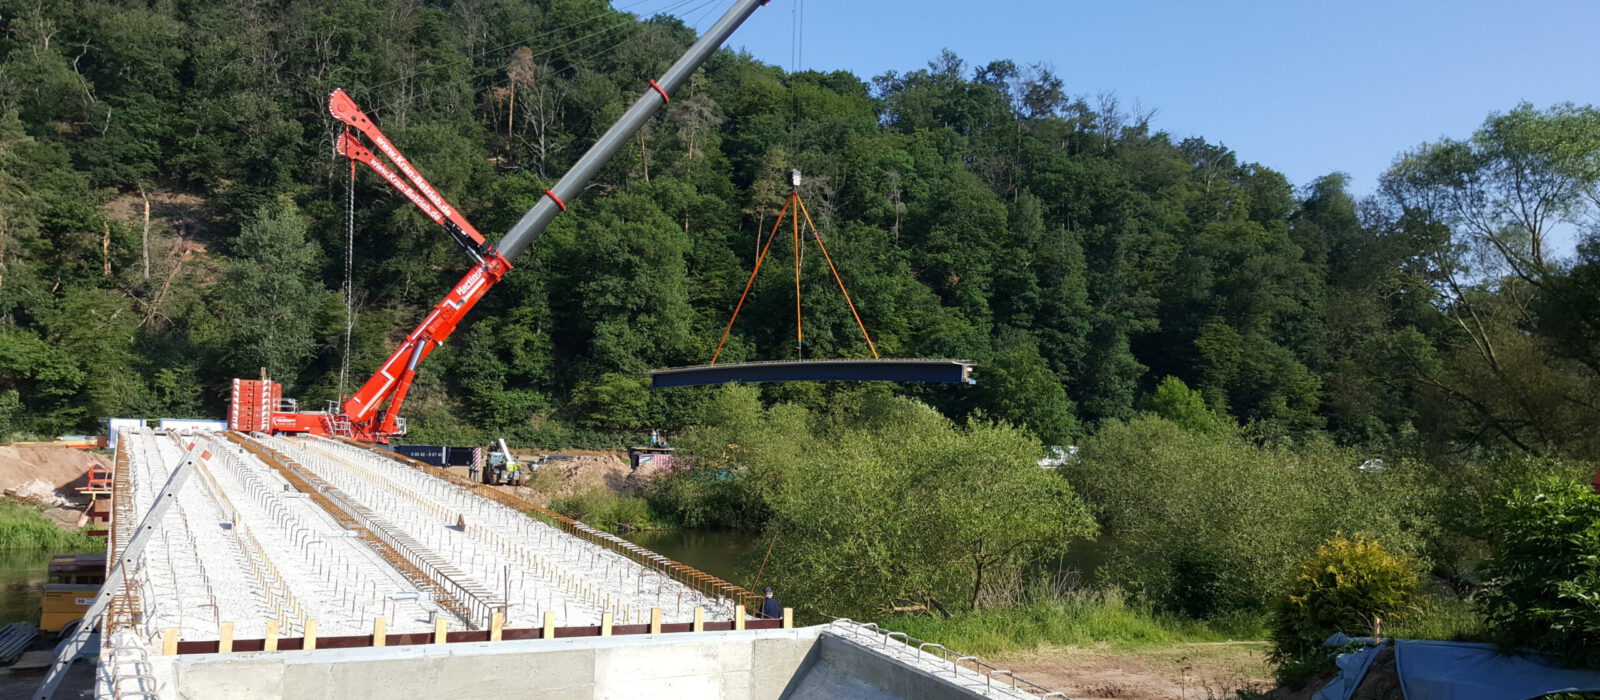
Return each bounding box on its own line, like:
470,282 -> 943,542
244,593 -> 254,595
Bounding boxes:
760,586 -> 783,620
504,459 -> 522,486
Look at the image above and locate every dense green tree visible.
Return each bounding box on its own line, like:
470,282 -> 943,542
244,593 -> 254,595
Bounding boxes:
1137,376 -> 1220,434
216,199 -> 332,391
971,337 -> 1078,445
1477,478 -> 1600,667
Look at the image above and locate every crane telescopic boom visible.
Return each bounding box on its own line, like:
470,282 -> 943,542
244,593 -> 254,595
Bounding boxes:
228,0 -> 773,442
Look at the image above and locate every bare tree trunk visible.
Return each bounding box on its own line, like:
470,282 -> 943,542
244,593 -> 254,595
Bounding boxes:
0,205 -> 7,292
971,551 -> 985,611
639,131 -> 650,183
140,187 -> 151,279
101,221 -> 111,276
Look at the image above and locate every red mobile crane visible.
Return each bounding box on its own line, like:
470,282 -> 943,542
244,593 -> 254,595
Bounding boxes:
228,0 -> 772,442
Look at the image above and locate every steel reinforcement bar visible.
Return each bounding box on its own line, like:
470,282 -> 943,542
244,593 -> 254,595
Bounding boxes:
227,433 -> 500,629
335,438 -> 764,612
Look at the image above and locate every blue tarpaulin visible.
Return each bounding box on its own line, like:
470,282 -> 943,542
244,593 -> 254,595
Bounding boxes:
1314,635 -> 1600,700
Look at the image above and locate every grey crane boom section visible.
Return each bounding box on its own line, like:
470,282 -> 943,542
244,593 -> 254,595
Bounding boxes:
494,0 -> 771,261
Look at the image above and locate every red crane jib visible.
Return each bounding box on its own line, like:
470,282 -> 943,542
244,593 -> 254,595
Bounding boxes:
328,89 -> 487,247
231,89 -> 510,442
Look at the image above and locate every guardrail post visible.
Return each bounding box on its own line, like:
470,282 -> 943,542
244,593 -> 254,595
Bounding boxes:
543,611 -> 555,639
489,611 -> 503,642
373,618 -> 387,647
434,619 -> 447,644
265,620 -> 279,651
735,605 -> 746,631
304,619 -> 318,650
782,608 -> 793,629
601,613 -> 613,637
650,608 -> 662,635
218,622 -> 234,653
692,606 -> 704,632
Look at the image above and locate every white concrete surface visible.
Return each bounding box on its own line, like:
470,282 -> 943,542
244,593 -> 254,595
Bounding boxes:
105,430 -> 1061,700
274,436 -> 732,627
117,430 -> 449,643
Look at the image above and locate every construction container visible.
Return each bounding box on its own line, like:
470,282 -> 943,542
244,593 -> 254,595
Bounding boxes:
49,553 -> 105,585
105,418 -> 148,449
391,444 -> 483,467
40,584 -> 98,633
392,444 -> 449,466
446,446 -> 482,467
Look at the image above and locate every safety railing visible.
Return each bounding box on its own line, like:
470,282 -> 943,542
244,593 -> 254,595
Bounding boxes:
826,619 -> 1069,699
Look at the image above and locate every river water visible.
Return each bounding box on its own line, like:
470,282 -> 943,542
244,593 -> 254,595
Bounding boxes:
623,529 -> 1117,591
624,529 -> 762,586
0,550 -> 54,625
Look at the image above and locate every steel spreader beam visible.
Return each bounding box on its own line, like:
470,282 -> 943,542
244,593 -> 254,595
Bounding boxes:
648,358 -> 977,389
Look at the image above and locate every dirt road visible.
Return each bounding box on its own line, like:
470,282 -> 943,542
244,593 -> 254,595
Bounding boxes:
991,641 -> 1274,700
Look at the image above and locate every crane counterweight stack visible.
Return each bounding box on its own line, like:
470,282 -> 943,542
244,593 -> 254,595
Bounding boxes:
227,0 -> 774,443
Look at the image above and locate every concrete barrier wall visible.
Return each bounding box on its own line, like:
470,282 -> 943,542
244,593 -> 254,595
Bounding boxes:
157,626 -> 995,700
778,633 -> 992,700
165,628 -> 821,700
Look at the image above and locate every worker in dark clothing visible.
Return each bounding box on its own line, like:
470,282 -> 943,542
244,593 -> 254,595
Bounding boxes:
760,586 -> 783,620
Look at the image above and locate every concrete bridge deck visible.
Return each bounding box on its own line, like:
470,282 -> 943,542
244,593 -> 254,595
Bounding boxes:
92,429 -> 1063,700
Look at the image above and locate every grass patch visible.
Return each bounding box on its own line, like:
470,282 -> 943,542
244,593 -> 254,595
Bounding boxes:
0,500 -> 100,551
1387,594 -> 1486,642
883,590 -> 1267,656
550,488 -> 667,534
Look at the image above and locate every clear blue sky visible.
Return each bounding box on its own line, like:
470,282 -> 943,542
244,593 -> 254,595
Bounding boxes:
637,0 -> 1600,202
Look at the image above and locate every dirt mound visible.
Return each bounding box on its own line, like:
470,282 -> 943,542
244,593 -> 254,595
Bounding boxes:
0,446 -> 103,505
491,449 -> 684,505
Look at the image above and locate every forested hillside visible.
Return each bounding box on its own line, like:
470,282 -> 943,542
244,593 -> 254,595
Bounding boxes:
1,0 -> 1598,463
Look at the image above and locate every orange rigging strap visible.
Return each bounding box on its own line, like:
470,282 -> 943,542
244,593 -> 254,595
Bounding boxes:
798,196 -> 878,359
793,191 -> 802,356
709,196 -> 792,365
708,188 -> 879,364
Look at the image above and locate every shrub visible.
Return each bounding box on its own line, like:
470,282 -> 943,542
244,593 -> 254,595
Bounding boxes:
1271,535 -> 1420,660
1072,417 -> 1431,617
550,489 -> 658,533
1269,534 -> 1420,688
1477,477 -> 1600,667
